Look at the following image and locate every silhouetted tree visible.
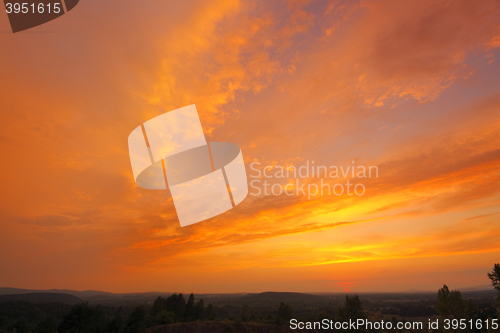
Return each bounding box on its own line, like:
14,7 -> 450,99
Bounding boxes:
488,263 -> 500,308
435,285 -> 473,319
436,285 -> 481,333
276,302 -> 293,325
150,296 -> 165,316
156,309 -> 175,325
184,293 -> 195,321
195,299 -> 205,321
165,294 -> 177,312
488,264 -> 500,291
337,294 -> 365,321
58,303 -> 107,333
206,303 -> 216,321
124,305 -> 146,333
336,294 -> 366,332
174,294 -> 186,322
107,307 -> 123,333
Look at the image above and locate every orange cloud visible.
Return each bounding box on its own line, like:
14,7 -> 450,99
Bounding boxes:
0,0 -> 499,293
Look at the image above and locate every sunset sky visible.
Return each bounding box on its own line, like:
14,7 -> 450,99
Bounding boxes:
0,0 -> 500,294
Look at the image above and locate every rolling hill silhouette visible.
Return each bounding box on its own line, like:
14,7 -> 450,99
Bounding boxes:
0,292 -> 82,305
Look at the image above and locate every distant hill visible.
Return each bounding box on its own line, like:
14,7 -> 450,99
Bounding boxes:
458,285 -> 493,292
0,292 -> 83,305
0,288 -> 178,305
0,287 -> 117,299
0,287 -> 40,295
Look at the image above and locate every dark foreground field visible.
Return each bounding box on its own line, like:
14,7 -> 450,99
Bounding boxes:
145,321 -> 299,333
